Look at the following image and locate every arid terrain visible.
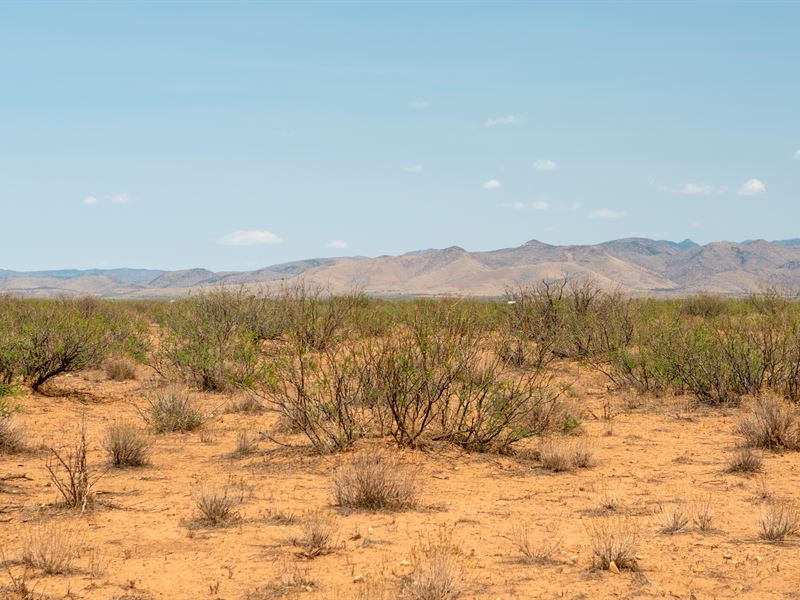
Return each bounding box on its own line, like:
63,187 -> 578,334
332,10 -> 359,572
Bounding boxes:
2,364 -> 799,599
7,237 -> 800,298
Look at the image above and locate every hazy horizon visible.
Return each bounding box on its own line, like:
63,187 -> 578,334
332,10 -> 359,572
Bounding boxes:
2,2 -> 798,271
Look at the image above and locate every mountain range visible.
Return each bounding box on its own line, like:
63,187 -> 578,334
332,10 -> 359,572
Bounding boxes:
4,238 -> 800,298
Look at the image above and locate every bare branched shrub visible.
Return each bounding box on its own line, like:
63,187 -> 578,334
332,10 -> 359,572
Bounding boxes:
21,523 -> 79,575
0,416 -> 25,455
587,517 -> 640,571
103,420 -> 151,467
655,503 -> 689,534
104,357 -> 137,381
691,494 -> 714,532
141,388 -> 204,433
539,437 -> 595,472
736,396 -> 800,450
405,527 -> 463,600
234,429 -> 259,456
331,452 -> 417,510
509,523 -> 561,564
726,447 -> 763,473
757,501 -> 800,541
46,423 -> 100,511
192,480 -> 244,526
295,512 -> 338,558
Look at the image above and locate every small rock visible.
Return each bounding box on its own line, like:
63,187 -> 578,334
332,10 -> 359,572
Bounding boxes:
723,552 -> 732,560
609,561 -> 620,574
399,560 -> 410,567
353,575 -> 365,583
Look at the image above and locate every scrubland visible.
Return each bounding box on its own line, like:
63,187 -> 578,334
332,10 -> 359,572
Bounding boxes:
1,283 -> 799,599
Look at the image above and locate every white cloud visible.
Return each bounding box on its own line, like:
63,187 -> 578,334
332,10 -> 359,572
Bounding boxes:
483,179 -> 502,190
485,115 -> 525,127
409,100 -> 430,109
660,182 -> 722,195
793,150 -> 800,160
590,208 -> 627,220
404,164 -> 424,173
532,159 -> 557,171
532,200 -> 549,210
327,239 -> 348,249
571,201 -> 583,211
219,230 -> 282,246
737,178 -> 766,196
111,194 -> 130,205
501,202 -> 526,210
83,196 -> 98,205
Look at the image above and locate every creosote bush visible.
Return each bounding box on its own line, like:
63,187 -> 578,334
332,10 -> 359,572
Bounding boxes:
103,420 -> 151,467
142,388 -> 204,433
331,451 -> 417,510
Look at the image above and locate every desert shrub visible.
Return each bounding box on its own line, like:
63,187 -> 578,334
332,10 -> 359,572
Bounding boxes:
6,298 -> 122,391
757,501 -> 800,541
736,396 -> 800,450
331,452 -> 417,510
654,503 -> 689,534
587,517 -> 640,571
192,480 -> 244,526
0,415 -> 25,455
281,282 -> 363,352
21,523 -> 79,575
46,423 -> 100,511
405,527 -> 462,600
726,447 -> 763,473
265,346 -> 371,453
509,523 -> 561,564
141,388 -> 204,433
295,512 -> 338,558
681,294 -> 728,318
152,288 -> 265,391
539,437 -> 595,472
103,420 -> 151,466
104,357 -> 137,381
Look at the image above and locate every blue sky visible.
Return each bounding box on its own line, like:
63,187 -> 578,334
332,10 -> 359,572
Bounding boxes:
1,1 -> 798,271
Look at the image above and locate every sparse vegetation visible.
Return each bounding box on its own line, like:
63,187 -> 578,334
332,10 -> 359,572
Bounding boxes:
405,527 -> 463,600
726,447 -> 763,473
655,503 -> 690,534
141,388 -> 204,433
192,480 -> 244,526
587,517 -> 640,571
510,523 -> 561,564
0,416 -> 25,455
539,437 -> 595,472
757,501 -> 800,541
294,512 -> 338,558
103,420 -> 151,467
736,395 -> 800,450
46,422 -> 100,511
104,357 -> 137,381
21,523 -> 79,575
331,451 -> 417,510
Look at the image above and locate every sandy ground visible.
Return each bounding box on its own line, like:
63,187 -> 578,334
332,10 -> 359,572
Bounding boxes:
1,363 -> 799,600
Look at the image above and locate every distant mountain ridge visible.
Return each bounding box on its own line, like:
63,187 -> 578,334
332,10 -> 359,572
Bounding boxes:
4,238 -> 800,298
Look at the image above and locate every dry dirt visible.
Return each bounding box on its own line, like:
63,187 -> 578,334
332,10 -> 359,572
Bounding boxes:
1,364 -> 799,600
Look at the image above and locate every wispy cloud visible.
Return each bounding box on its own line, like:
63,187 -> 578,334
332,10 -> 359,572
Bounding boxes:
532,159 -> 557,171
590,208 -> 626,220
793,150 -> 800,160
485,115 -> 525,127
326,239 -> 348,249
660,182 -> 723,195
408,100 -> 430,109
219,230 -> 282,246
482,179 -> 502,190
83,196 -> 98,206
532,200 -> 549,210
737,178 -> 766,196
501,202 -> 526,210
110,193 -> 130,205
404,164 -> 424,173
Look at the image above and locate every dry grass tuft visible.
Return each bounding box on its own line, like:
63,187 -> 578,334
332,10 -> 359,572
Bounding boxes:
192,480 -> 244,527
404,527 -> 463,600
691,494 -> 715,532
0,416 -> 26,455
104,357 -> 137,381
655,503 -> 690,534
587,517 -> 640,571
142,388 -> 204,433
245,559 -> 315,598
726,447 -> 763,473
295,512 -> 338,558
234,429 -> 259,456
331,451 -> 418,511
539,437 -> 595,472
736,396 -> 800,451
509,523 -> 561,564
757,501 -> 800,541
227,394 -> 264,414
21,522 -> 80,575
103,420 -> 151,467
